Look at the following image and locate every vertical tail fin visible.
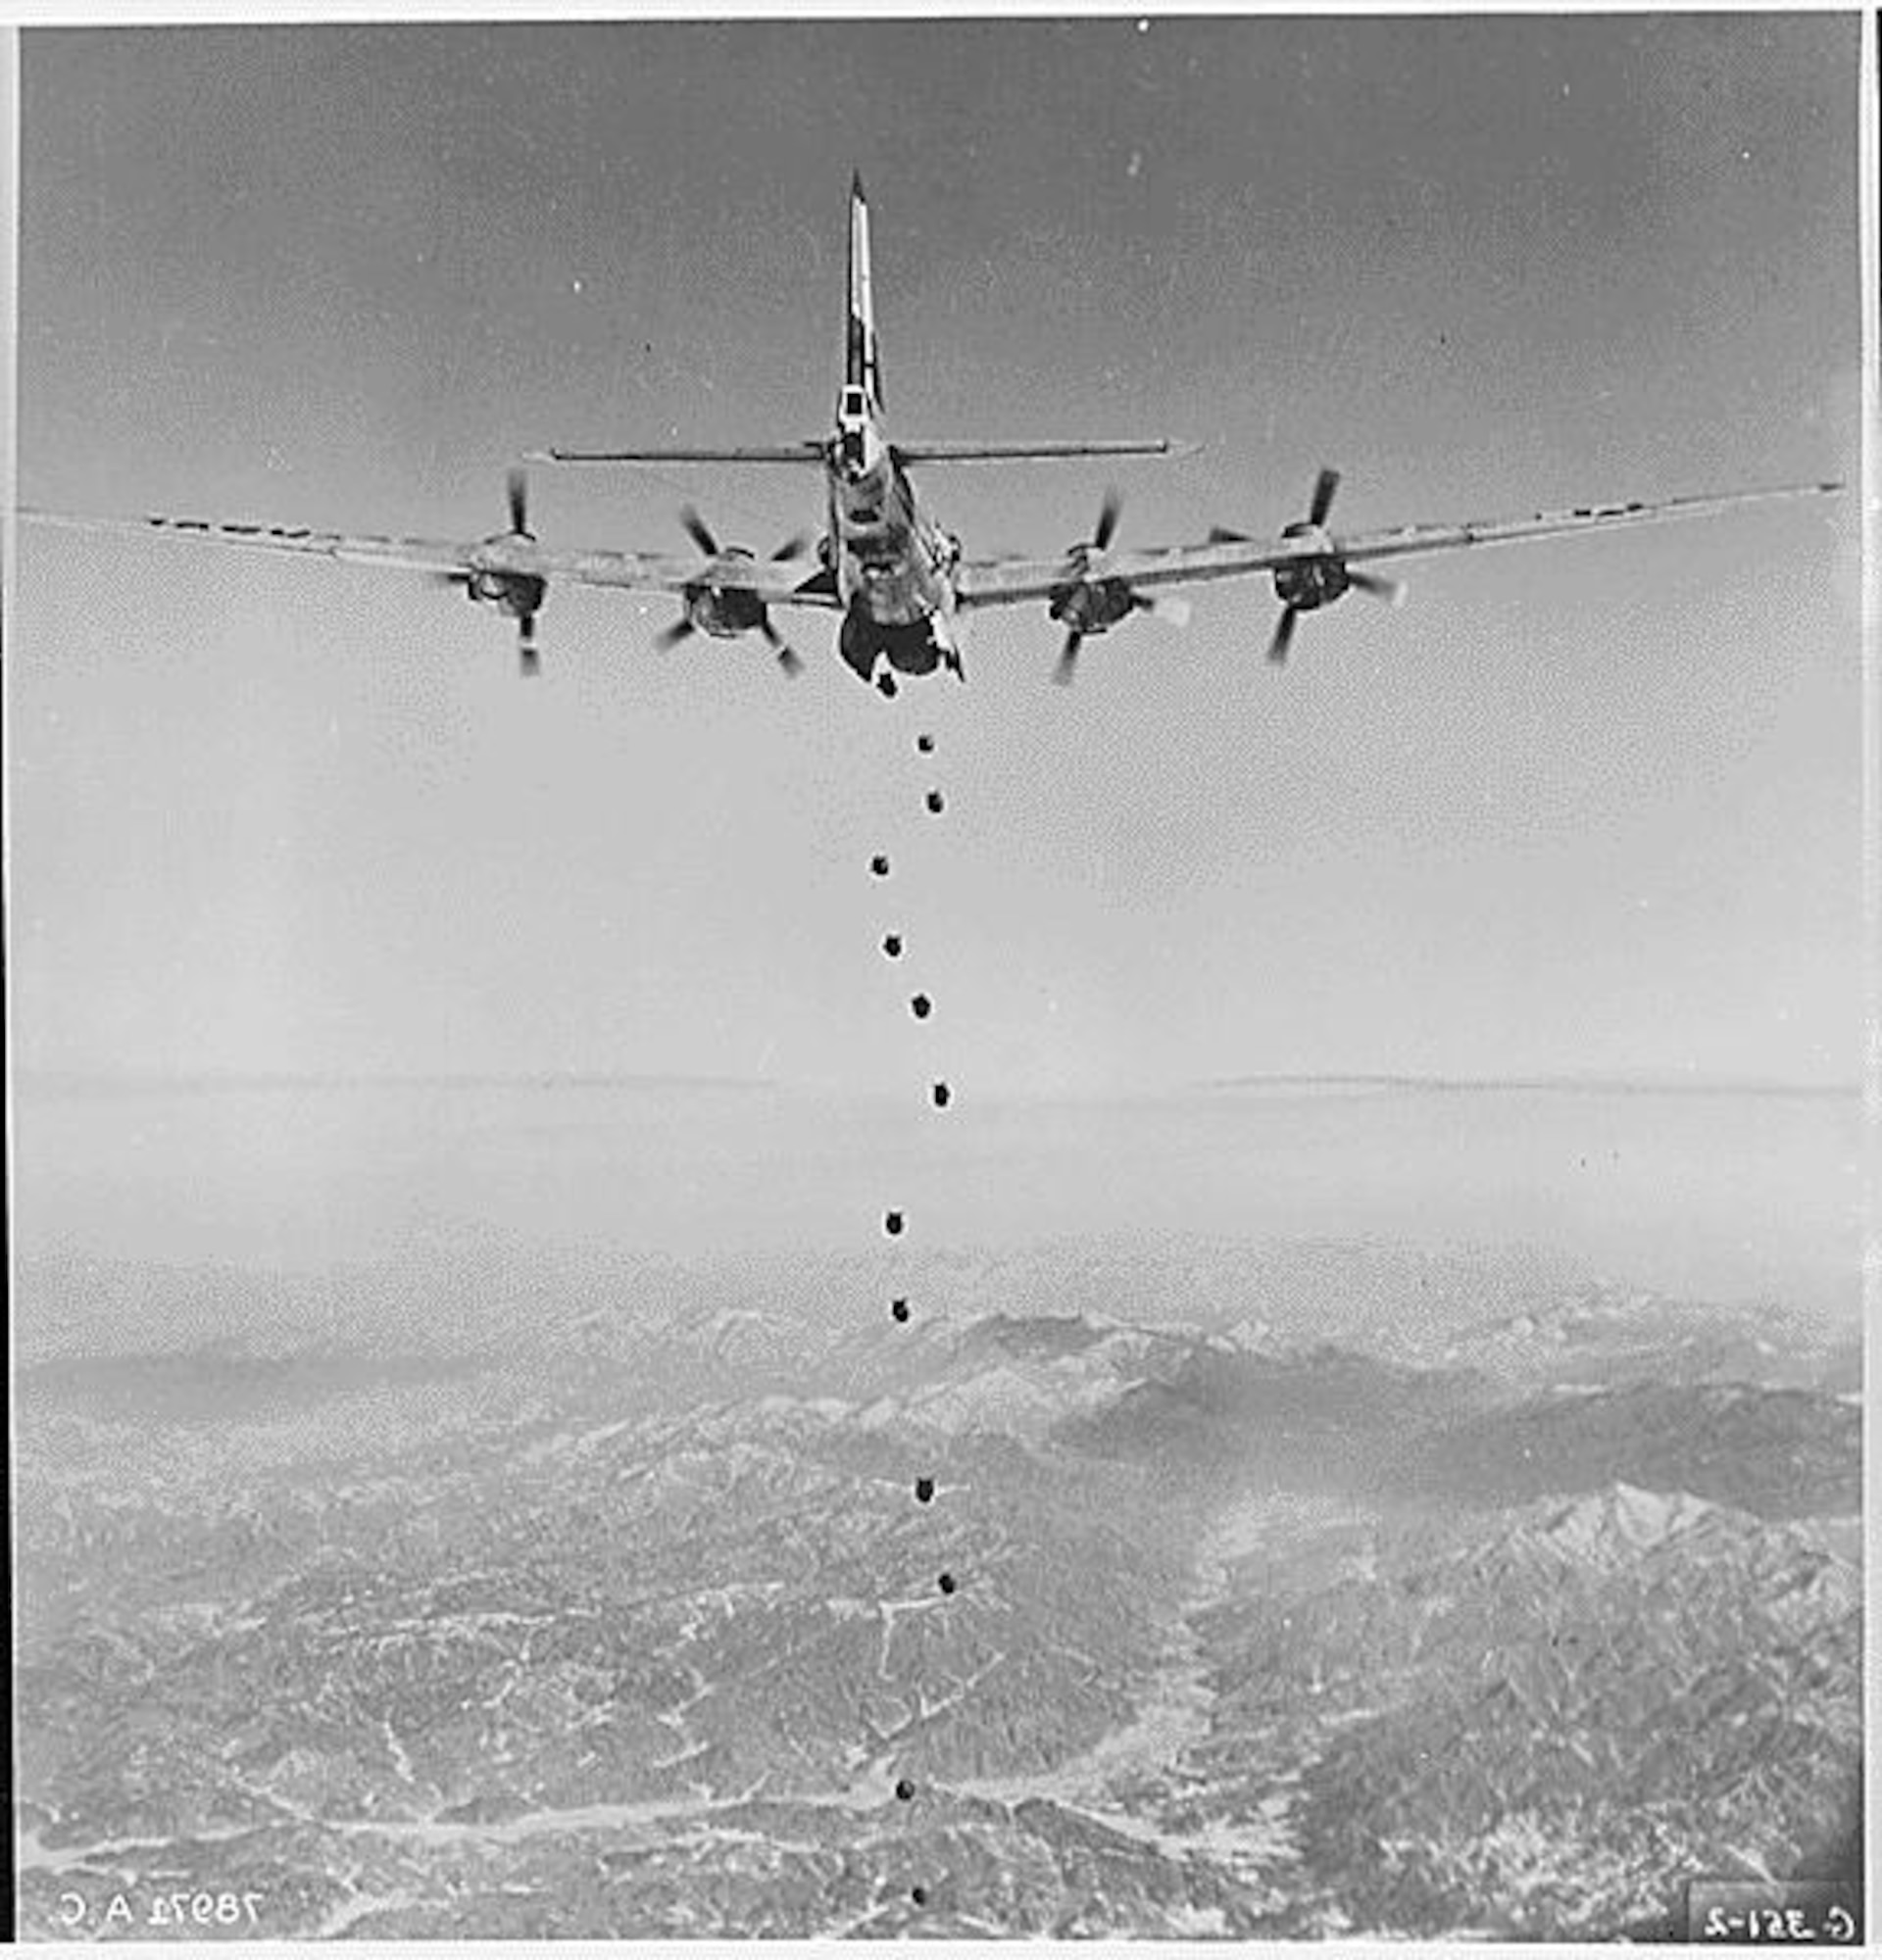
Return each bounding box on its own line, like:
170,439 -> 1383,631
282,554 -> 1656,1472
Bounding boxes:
846,171 -> 884,411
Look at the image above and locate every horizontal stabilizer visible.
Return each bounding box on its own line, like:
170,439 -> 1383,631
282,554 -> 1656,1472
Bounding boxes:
894,438 -> 1197,464
528,443 -> 826,466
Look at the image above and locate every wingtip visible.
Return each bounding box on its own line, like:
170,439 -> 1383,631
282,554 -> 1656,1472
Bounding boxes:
851,169 -> 867,202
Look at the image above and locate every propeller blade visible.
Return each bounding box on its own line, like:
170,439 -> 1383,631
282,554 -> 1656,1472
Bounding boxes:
1266,606 -> 1299,666
1207,524 -> 1252,546
508,467 -> 529,536
1140,591 -> 1193,629
770,533 -> 812,563
427,570 -> 471,589
1092,488 -> 1122,554
1309,467 -> 1341,528
680,506 -> 719,558
518,614 -> 540,678
1053,630 -> 1084,686
1349,568 -> 1407,608
655,617 -> 697,652
758,613 -> 803,675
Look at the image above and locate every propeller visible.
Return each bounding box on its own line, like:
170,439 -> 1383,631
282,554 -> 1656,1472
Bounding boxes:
1052,490 -> 1189,685
1054,490 -> 1123,684
1151,594 -> 1194,629
505,469 -> 542,675
1211,468 -> 1343,552
1265,605 -> 1300,667
1348,567 -> 1407,607
759,615 -> 805,676
1242,467 -> 1407,666
680,505 -> 719,557
1268,470 -> 1334,662
1307,465 -> 1340,527
678,505 -> 811,567
664,506 -> 810,674
433,468 -> 546,674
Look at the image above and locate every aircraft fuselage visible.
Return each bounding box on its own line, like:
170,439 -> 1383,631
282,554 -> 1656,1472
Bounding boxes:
822,183 -> 964,690
825,429 -> 962,686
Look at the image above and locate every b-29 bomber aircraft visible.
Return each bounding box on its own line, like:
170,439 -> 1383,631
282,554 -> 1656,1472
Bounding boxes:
27,173 -> 1840,691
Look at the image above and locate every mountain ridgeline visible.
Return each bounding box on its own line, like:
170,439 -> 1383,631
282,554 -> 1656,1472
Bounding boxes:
15,1236 -> 1862,1938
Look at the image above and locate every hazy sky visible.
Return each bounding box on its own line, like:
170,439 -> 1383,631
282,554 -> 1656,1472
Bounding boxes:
12,17 -> 1862,1092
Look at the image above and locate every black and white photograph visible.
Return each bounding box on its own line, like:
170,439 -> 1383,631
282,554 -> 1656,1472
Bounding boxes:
9,11 -> 1868,1941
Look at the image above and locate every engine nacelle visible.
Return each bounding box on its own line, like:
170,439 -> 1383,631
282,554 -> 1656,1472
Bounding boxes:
1272,559 -> 1350,613
685,586 -> 767,640
674,545 -> 767,640
1272,525 -> 1349,613
468,566 -> 547,621
1048,574 -> 1137,637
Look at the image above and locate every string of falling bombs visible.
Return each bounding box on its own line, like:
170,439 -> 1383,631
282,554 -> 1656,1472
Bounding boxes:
867,728 -> 953,1912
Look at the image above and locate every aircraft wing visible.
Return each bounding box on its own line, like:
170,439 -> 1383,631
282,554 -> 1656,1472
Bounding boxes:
21,507 -> 486,574
529,438 -> 1195,467
528,444 -> 828,466
896,438 -> 1195,464
954,480 -> 1843,611
19,509 -> 844,609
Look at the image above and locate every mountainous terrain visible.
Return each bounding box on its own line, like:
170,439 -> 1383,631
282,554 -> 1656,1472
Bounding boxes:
15,1234 -> 1862,1937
